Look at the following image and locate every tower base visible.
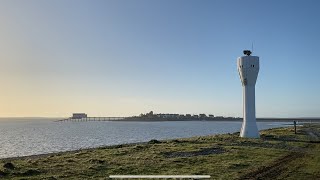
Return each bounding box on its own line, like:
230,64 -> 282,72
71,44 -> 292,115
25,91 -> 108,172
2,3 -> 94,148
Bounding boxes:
240,120 -> 260,138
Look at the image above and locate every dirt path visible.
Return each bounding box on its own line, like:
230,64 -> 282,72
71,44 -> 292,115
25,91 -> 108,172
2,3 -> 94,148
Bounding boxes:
238,151 -> 304,180
239,126 -> 319,180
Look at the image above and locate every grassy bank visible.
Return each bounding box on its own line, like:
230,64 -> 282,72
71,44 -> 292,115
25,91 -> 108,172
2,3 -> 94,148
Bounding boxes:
1,124 -> 320,179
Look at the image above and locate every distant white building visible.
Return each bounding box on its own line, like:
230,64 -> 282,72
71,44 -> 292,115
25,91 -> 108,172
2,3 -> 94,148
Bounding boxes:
72,113 -> 87,119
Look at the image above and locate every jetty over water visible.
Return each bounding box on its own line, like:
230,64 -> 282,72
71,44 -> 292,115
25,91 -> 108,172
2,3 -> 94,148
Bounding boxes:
55,113 -> 126,122
56,117 -> 127,122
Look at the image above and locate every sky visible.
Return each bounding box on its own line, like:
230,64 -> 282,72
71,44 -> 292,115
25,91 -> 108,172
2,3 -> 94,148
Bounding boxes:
0,0 -> 320,118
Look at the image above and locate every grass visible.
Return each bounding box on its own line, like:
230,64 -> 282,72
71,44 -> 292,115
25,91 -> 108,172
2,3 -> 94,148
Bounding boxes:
0,124 -> 319,179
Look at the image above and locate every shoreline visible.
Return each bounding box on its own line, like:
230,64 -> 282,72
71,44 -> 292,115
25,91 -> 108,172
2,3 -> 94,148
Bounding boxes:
0,124 -> 288,161
0,142 -> 146,161
0,131 -> 241,161
0,122 -> 311,161
1,124 -> 319,179
0,138 -> 164,161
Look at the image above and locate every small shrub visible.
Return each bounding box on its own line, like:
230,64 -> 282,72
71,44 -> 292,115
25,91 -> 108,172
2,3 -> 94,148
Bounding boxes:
3,162 -> 15,170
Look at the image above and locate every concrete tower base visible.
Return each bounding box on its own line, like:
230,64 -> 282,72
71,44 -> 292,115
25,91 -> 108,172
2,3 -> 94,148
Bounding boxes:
240,120 -> 259,138
240,85 -> 260,138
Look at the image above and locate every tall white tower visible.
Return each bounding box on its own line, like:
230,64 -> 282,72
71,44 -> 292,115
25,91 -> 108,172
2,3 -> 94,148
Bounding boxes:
237,50 -> 260,138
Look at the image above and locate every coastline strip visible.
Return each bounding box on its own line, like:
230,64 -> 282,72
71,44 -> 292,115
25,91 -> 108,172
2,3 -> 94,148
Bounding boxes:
109,175 -> 211,179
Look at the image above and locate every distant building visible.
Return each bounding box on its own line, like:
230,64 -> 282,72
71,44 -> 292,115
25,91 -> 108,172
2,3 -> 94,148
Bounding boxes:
161,114 -> 179,119
199,114 -> 207,119
208,114 -> 214,118
72,113 -> 87,119
179,114 -> 185,119
215,116 -> 224,119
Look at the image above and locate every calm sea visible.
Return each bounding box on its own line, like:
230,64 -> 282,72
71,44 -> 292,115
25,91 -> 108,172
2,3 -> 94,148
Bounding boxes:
0,118 -> 292,159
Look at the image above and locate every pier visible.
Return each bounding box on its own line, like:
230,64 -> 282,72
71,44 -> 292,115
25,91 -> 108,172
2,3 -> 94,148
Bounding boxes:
56,117 -> 127,122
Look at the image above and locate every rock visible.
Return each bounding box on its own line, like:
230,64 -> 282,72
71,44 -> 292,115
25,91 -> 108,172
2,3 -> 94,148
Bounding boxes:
66,159 -> 75,163
22,169 -> 41,176
114,144 -> 123,148
134,145 -> 144,150
46,176 -> 57,180
3,162 -> 15,170
148,139 -> 161,144
89,159 -> 105,164
171,139 -> 180,143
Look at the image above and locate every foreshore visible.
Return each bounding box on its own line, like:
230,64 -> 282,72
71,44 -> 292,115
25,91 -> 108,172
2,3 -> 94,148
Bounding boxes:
0,124 -> 319,179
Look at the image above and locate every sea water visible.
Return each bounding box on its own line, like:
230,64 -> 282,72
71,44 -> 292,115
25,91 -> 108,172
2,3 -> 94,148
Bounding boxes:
0,118 -> 291,158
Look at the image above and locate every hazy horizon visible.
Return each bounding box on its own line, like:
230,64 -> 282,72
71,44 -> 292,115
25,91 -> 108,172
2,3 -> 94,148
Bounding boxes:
1,0 -> 320,117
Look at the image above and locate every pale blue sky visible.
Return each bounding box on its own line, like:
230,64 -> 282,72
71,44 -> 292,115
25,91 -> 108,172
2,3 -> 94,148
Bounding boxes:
0,0 -> 319,117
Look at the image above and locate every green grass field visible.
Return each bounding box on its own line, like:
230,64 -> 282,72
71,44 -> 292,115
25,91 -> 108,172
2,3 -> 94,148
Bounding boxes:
1,124 -> 319,179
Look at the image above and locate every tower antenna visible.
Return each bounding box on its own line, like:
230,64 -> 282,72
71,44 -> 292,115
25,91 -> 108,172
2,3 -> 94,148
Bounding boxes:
251,42 -> 254,54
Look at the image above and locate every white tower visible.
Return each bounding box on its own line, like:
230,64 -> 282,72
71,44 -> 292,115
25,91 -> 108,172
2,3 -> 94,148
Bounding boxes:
237,50 -> 260,138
